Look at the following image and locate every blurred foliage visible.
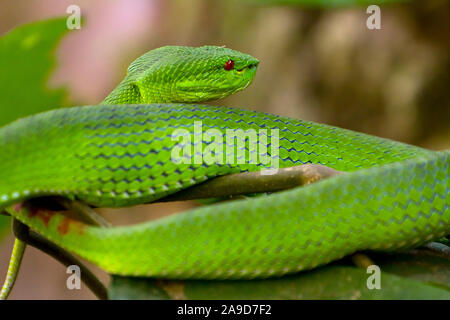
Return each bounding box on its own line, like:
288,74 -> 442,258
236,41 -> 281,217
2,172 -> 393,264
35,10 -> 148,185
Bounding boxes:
248,0 -> 408,7
152,0 -> 449,150
0,18 -> 69,238
109,250 -> 450,299
0,17 -> 68,127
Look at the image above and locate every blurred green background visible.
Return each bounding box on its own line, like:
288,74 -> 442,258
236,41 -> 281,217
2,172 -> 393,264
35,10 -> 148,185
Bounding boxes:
0,0 -> 448,299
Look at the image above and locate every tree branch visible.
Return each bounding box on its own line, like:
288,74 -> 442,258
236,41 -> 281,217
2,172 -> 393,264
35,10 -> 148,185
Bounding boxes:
424,242 -> 450,256
12,218 -> 108,300
55,198 -> 111,227
159,164 -> 341,202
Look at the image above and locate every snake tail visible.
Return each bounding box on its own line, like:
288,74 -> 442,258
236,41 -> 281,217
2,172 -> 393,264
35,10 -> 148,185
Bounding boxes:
0,238 -> 26,299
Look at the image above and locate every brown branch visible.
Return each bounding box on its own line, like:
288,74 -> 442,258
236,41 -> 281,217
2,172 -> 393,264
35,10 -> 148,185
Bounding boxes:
12,218 -> 108,300
350,252 -> 375,269
159,164 -> 342,202
55,198 -> 111,227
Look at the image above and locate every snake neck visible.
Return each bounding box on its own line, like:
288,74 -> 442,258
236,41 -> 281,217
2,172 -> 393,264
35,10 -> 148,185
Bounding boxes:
101,77 -> 177,105
101,78 -> 142,104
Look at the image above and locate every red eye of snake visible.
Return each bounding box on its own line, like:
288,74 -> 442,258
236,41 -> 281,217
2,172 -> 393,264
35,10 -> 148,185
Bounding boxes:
224,59 -> 234,71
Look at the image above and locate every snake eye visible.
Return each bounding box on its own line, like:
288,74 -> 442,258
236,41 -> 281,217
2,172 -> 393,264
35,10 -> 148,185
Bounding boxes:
224,59 -> 234,71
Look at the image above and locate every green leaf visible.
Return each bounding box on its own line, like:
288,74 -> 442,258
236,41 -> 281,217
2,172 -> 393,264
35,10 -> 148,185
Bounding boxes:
184,267 -> 449,300
109,276 -> 171,300
0,17 -> 69,126
108,252 -> 450,300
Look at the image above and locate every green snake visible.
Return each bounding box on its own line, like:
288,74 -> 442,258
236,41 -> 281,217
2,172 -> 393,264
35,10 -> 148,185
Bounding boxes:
0,46 -> 448,298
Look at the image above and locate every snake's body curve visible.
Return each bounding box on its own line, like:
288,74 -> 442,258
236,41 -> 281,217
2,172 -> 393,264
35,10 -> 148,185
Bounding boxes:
1,104 -> 448,278
0,104 -> 430,209
0,46 -> 448,293
10,150 -> 449,278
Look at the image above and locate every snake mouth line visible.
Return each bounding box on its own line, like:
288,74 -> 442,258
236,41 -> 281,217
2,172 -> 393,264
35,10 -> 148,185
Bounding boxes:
237,63 -> 259,72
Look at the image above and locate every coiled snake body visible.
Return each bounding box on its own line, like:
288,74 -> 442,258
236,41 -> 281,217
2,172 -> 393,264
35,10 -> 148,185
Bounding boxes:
1,46 -> 448,296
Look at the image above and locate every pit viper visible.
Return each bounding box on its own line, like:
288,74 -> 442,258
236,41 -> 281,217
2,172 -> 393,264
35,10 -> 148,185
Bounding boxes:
0,46 -> 448,298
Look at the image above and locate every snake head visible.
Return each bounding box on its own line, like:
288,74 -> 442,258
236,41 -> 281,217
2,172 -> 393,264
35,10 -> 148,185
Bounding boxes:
130,45 -> 259,103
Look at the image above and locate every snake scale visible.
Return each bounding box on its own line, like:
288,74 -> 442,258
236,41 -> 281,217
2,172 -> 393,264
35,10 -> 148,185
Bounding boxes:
0,46 -> 448,297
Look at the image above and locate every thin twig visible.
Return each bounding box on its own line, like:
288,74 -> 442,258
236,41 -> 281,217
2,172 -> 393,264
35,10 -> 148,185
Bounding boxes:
12,219 -> 108,300
55,198 -> 111,227
159,164 -> 341,202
